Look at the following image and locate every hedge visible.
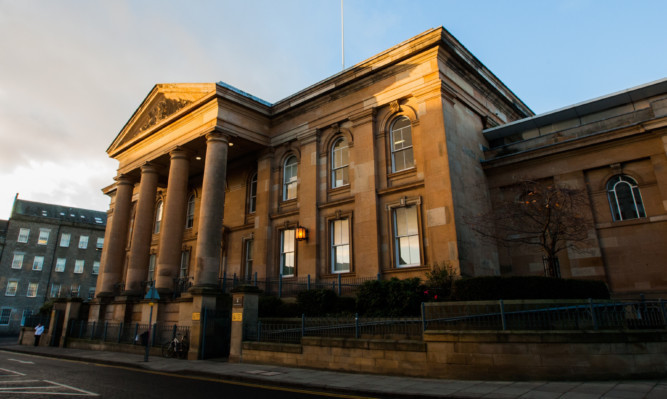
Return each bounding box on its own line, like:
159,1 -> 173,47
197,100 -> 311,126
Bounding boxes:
451,276 -> 610,301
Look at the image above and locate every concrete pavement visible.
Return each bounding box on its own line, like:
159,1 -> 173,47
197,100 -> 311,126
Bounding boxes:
0,339 -> 665,399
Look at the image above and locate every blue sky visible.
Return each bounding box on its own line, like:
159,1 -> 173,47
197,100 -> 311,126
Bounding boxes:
0,0 -> 665,219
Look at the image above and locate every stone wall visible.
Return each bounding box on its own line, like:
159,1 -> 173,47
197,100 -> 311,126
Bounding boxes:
242,330 -> 667,380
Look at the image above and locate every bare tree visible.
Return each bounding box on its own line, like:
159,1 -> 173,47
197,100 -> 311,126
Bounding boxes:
468,180 -> 591,278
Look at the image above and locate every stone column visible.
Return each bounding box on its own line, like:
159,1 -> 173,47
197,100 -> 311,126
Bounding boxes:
98,175 -> 134,296
156,148 -> 191,293
124,163 -> 159,295
194,132 -> 229,288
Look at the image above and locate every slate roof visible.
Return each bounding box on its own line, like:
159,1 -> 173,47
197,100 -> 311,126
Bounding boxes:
11,199 -> 107,226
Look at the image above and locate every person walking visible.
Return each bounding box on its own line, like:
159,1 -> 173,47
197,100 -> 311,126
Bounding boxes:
34,323 -> 44,346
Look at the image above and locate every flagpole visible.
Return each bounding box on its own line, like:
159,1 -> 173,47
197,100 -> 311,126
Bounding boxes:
341,0 -> 344,70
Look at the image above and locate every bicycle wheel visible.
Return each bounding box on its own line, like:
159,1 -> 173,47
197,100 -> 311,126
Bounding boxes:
162,342 -> 175,358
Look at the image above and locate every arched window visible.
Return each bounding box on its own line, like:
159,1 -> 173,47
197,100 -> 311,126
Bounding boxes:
283,156 -> 298,200
248,173 -> 258,213
331,138 -> 349,188
154,200 -> 163,234
390,116 -> 414,172
185,195 -> 195,229
607,175 -> 646,221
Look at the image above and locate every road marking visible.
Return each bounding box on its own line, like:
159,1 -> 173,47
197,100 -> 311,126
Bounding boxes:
0,368 -> 26,377
44,380 -> 100,396
7,359 -> 33,364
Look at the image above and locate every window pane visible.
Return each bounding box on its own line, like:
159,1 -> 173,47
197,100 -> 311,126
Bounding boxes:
33,256 -> 44,271
633,186 -> 646,217
92,261 -> 100,275
55,258 -> 66,272
18,228 -> 30,243
38,230 -> 50,245
12,254 -> 24,269
406,206 -> 418,235
60,233 -> 71,247
79,236 -> 89,249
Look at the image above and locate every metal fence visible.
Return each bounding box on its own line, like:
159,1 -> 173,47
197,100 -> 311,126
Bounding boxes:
422,299 -> 667,332
67,320 -> 189,347
220,273 -> 376,297
23,314 -> 50,328
245,315 -> 422,344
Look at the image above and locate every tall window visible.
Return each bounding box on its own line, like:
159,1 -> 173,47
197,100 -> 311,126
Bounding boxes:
243,239 -> 254,280
180,251 -> 190,278
55,258 -> 66,272
148,254 -> 156,281
70,284 -> 80,297
38,229 -> 50,245
280,229 -> 295,277
32,256 -> 44,271
96,237 -> 104,249
331,138 -> 349,188
60,233 -> 71,247
154,200 -> 164,233
390,116 -> 414,172
331,219 -> 350,273
11,253 -> 24,269
50,284 -> 62,298
88,287 -> 96,300
5,281 -> 18,296
74,260 -> 84,274
92,261 -> 100,275
283,156 -> 298,200
26,283 -> 38,298
0,309 -> 11,325
607,175 -> 646,221
392,205 -> 421,267
185,195 -> 195,229
17,228 -> 30,243
78,235 -> 89,249
248,173 -> 258,213
21,310 -> 32,326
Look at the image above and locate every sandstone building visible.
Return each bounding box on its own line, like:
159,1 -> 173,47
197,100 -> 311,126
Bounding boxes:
92,27 -> 667,330
0,197 -> 106,335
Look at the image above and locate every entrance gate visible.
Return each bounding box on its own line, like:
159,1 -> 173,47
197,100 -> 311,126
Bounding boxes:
200,308 -> 231,359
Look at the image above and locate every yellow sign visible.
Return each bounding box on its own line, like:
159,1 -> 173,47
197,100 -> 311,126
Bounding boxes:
192,312 -> 200,321
232,312 -> 243,322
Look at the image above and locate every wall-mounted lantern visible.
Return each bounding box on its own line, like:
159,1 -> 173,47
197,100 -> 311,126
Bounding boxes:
295,226 -> 308,242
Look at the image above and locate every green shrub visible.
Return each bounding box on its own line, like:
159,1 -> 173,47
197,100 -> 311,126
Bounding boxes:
258,295 -> 300,317
451,276 -> 610,301
297,289 -> 338,316
425,262 -> 457,301
356,278 -> 427,317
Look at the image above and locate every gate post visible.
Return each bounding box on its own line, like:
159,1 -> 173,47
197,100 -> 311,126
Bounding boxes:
229,285 -> 261,363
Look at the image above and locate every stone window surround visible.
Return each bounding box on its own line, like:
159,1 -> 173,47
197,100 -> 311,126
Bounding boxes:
326,210 -> 354,276
276,222 -> 298,278
386,196 -> 424,270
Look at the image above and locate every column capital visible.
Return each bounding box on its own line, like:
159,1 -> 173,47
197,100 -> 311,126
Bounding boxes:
205,131 -> 231,144
114,174 -> 134,186
169,146 -> 195,160
140,162 -> 159,175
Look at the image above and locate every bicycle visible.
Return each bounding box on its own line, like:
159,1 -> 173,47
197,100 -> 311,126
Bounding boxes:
162,334 -> 189,359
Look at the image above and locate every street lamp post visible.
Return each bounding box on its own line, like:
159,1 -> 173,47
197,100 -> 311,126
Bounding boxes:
144,281 -> 160,362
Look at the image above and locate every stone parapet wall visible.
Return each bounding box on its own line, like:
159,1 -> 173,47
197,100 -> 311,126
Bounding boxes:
241,330 -> 667,380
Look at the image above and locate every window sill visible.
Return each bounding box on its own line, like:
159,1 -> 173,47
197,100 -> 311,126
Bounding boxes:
382,265 -> 430,275
388,167 -> 416,180
595,214 -> 666,230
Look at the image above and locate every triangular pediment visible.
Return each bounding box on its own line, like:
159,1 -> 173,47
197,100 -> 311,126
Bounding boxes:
108,83 -> 216,156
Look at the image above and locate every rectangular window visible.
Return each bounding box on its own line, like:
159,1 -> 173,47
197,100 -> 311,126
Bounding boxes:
38,229 -> 50,245
55,258 -> 66,272
180,251 -> 190,278
92,261 -> 100,275
11,253 -> 24,269
244,239 -> 254,280
331,219 -> 350,273
50,284 -> 62,298
26,283 -> 38,297
78,235 -> 89,249
32,256 -> 44,271
0,309 -> 11,325
88,287 -> 96,300
5,281 -> 18,296
71,284 -> 80,297
60,233 -> 71,247
17,228 -> 30,243
96,237 -> 104,249
148,254 -> 156,281
393,205 -> 421,267
74,260 -> 84,274
280,229 -> 295,277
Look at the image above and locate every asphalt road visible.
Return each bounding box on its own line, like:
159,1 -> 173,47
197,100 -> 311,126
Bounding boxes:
0,350 -> 379,399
